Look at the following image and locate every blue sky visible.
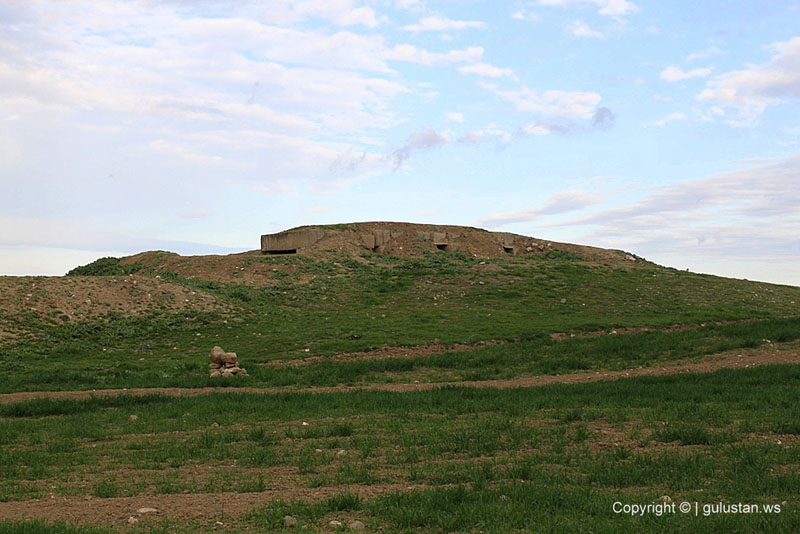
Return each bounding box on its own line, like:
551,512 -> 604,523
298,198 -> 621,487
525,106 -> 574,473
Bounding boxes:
1,0 -> 799,285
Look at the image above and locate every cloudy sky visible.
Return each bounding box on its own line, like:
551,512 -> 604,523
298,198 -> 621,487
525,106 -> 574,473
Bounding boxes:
1,1 -> 799,285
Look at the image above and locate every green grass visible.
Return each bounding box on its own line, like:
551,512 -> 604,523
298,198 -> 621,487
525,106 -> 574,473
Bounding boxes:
2,313 -> 797,392
0,520 -> 113,534
4,366 -> 795,532
65,257 -> 141,277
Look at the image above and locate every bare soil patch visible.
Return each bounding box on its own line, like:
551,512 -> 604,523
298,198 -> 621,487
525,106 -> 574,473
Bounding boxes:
120,250 -> 287,286
0,483 -> 422,528
264,339 -> 506,367
0,274 -> 225,331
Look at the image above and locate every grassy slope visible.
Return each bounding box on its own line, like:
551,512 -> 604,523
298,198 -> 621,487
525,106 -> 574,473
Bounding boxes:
2,251 -> 799,392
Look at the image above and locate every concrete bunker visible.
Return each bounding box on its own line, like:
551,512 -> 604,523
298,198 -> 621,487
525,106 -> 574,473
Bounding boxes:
261,228 -> 325,255
432,232 -> 449,251
260,223 -> 556,259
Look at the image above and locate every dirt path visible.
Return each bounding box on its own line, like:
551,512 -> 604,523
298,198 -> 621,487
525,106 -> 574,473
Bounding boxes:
0,483 -> 421,528
1,342 -> 797,405
264,338 -> 508,367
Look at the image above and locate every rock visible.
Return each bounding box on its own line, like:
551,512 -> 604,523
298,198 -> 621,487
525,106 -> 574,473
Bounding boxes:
127,516 -> 138,525
221,369 -> 234,377
209,363 -> 222,369
284,515 -> 297,527
560,298 -> 567,304
224,362 -> 236,368
349,520 -> 365,530
329,520 -> 343,527
210,346 -> 225,363
220,352 -> 238,364
209,369 -> 222,377
137,507 -> 158,514
129,415 -> 138,421
660,495 -> 672,503
337,449 -> 347,457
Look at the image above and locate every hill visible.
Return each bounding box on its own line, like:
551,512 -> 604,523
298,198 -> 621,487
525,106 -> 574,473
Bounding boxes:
1,221 -> 798,390
1,223 -> 799,532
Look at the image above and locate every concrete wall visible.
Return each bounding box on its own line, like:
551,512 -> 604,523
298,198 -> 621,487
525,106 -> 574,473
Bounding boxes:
261,228 -> 325,253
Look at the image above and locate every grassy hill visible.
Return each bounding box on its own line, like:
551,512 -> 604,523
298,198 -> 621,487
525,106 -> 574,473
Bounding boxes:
0,223 -> 798,532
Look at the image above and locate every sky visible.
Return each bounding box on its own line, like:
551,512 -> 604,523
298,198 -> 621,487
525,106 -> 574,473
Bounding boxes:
1,0 -> 799,286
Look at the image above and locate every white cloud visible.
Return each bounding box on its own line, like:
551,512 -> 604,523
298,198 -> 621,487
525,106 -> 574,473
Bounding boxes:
652,112 -> 687,127
458,62 -> 517,79
568,20 -> 604,38
391,127 -> 450,169
289,0 -> 382,27
660,66 -> 713,82
402,15 -> 486,32
557,155 -> 800,266
492,86 -> 603,118
518,124 -> 553,136
457,124 -> 513,146
537,0 -> 640,18
148,140 -> 223,164
512,10 -> 540,21
698,36 -> 800,123
445,112 -> 464,123
687,46 -> 723,62
385,44 -> 484,66
476,190 -> 603,227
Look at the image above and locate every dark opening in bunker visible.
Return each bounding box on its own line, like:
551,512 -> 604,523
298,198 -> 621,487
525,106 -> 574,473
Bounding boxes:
436,243 -> 448,251
266,249 -> 297,255
503,246 -> 514,254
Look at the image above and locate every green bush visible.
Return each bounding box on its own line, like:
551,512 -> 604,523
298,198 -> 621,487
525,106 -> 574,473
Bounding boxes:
66,257 -> 140,276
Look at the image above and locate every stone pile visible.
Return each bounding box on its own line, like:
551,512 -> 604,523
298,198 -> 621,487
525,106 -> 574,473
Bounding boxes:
209,346 -> 248,377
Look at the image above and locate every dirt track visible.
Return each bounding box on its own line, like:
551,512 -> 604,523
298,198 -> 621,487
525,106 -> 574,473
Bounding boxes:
1,342 -> 797,405
0,483 -> 419,528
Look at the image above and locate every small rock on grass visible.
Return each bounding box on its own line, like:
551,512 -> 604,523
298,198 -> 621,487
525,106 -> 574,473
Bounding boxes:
329,520 -> 343,527
284,515 -> 297,527
137,507 -> 158,514
127,517 -> 138,525
349,520 -> 365,530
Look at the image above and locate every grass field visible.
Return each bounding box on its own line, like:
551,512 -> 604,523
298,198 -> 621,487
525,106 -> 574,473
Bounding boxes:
0,366 -> 797,532
1,246 -> 798,532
